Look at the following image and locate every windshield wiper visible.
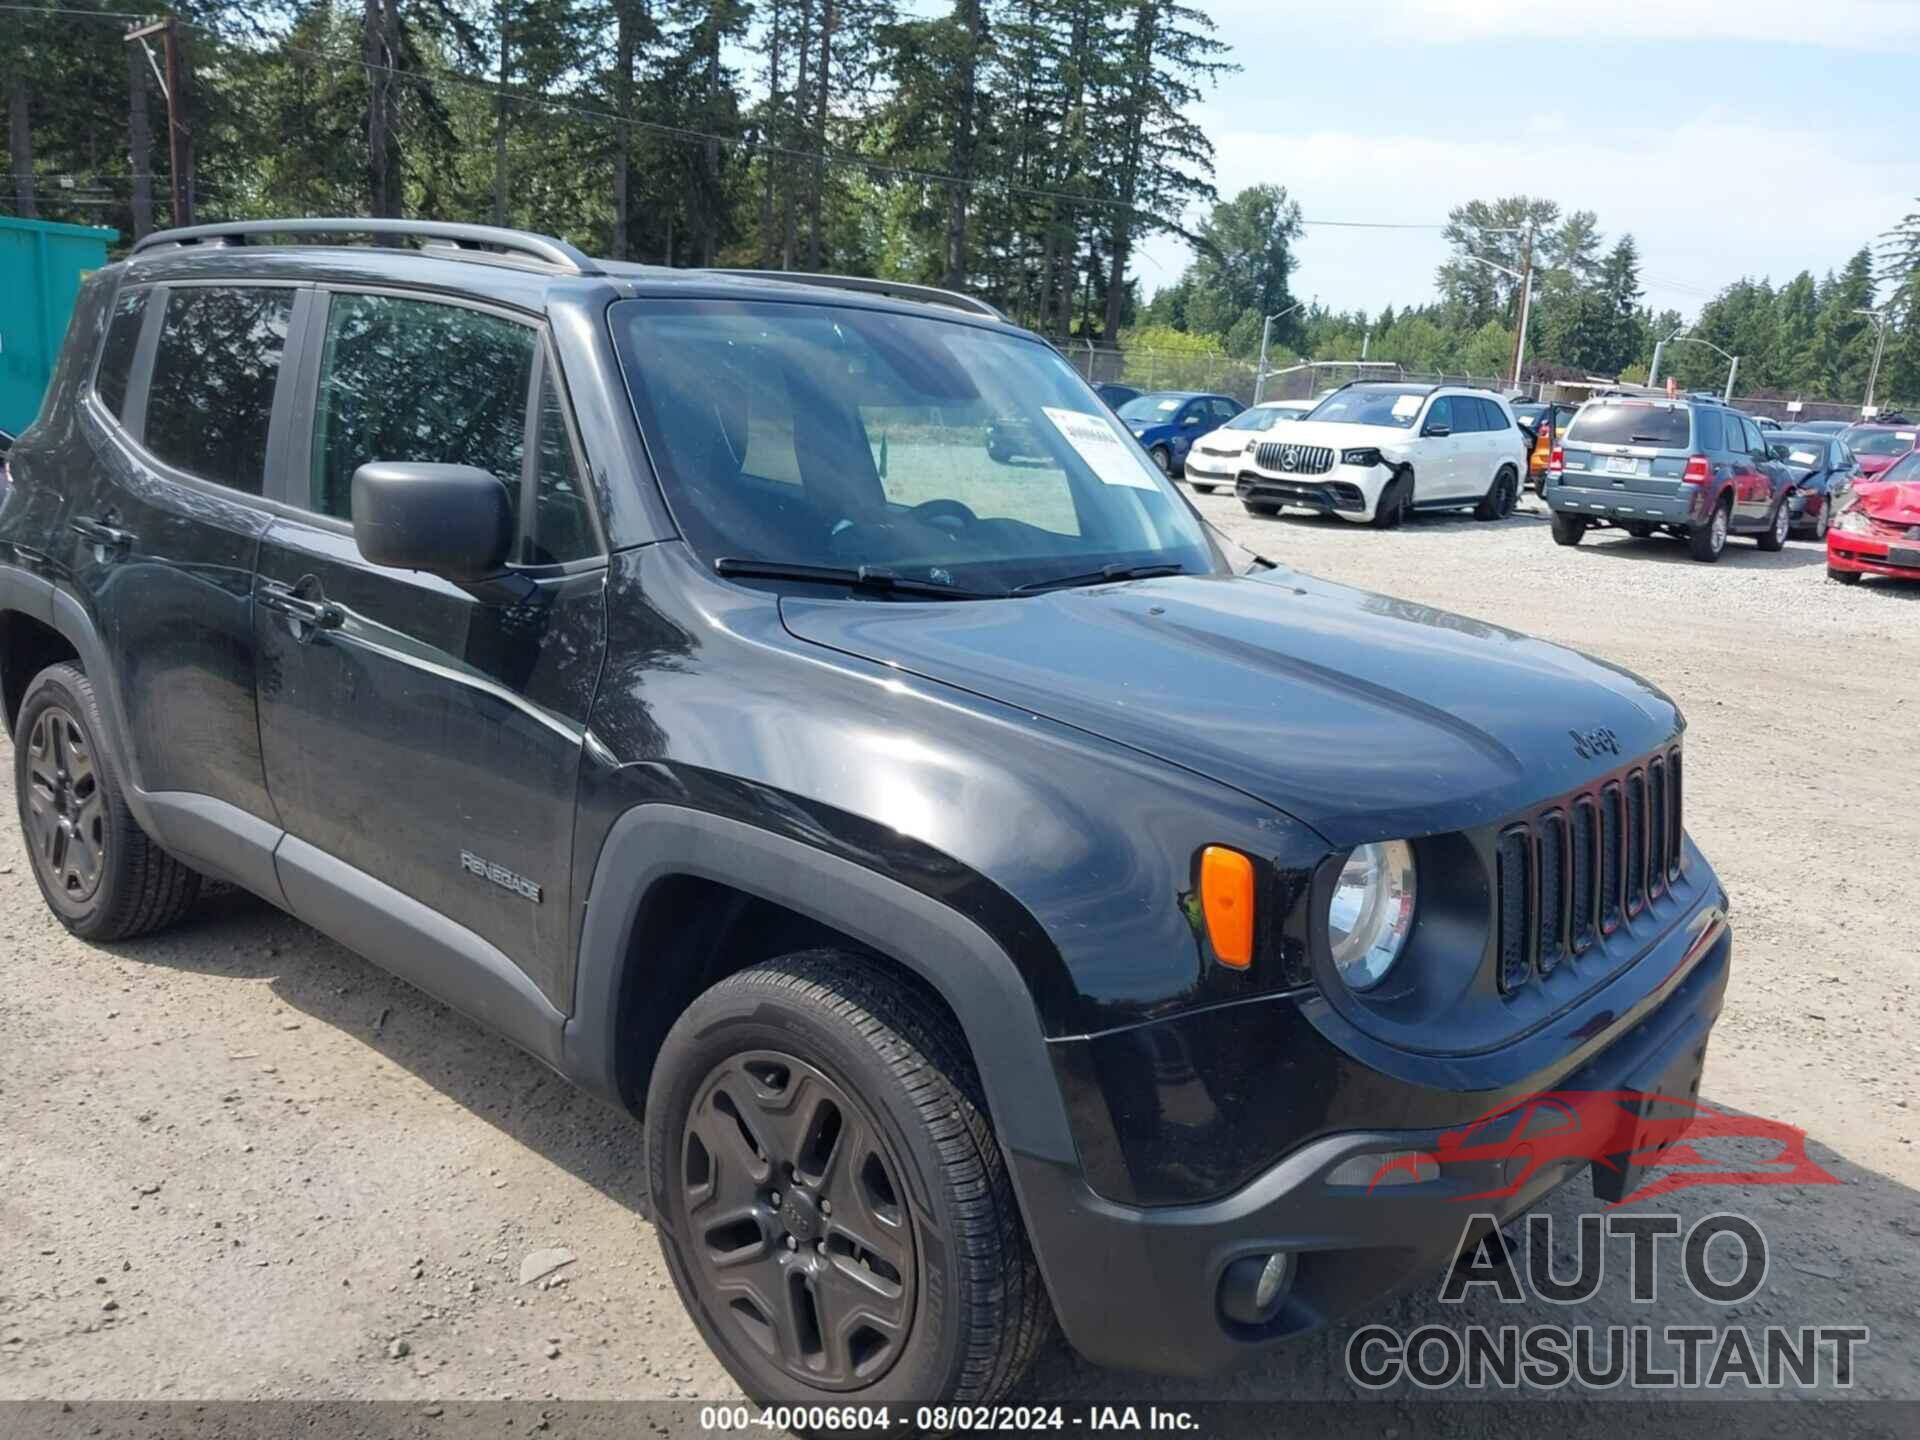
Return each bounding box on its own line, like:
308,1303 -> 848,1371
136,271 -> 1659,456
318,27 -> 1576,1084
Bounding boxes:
1012,561 -> 1190,594
713,557 -> 1005,600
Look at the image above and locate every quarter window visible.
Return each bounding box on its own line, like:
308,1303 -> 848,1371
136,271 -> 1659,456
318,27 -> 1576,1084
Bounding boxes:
142,286 -> 294,494
94,287 -> 148,421
310,293 -> 535,523
525,370 -> 599,565
1696,410 -> 1724,451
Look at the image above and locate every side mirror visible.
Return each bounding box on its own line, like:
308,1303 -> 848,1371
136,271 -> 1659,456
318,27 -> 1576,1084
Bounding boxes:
1423,423 -> 1452,438
1182,413 -> 1202,427
1769,444 -> 1789,461
351,462 -> 514,580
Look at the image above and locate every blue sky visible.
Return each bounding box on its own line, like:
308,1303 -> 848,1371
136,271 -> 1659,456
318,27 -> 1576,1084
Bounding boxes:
1134,0 -> 1920,320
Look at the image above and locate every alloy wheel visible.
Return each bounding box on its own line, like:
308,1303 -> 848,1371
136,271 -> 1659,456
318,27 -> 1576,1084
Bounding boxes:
25,704 -> 105,904
1775,503 -> 1791,546
1711,507 -> 1728,554
681,1050 -> 916,1391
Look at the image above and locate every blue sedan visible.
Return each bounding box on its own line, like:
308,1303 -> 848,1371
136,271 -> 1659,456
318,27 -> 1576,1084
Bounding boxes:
1115,391 -> 1245,476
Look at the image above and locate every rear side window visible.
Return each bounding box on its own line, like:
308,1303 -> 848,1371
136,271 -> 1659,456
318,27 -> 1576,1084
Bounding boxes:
1564,403 -> 1691,449
1696,410 -> 1725,451
94,287 -> 148,420
142,286 -> 295,494
309,293 -> 535,522
1477,398 -> 1506,432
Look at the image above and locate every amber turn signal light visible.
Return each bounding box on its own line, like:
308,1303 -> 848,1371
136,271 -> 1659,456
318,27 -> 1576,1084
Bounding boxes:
1200,845 -> 1255,969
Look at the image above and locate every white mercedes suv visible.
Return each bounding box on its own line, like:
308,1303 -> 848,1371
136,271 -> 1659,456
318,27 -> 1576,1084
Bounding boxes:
1237,383 -> 1529,526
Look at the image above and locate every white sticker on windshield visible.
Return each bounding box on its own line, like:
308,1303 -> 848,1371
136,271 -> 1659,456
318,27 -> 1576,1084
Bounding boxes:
1391,394 -> 1423,420
1043,407 -> 1159,490
1157,399 -> 1180,412
1899,432 -> 1916,442
1790,450 -> 1818,464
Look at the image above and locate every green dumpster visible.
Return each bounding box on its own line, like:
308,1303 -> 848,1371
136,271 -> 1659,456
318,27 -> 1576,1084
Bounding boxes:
0,215 -> 119,434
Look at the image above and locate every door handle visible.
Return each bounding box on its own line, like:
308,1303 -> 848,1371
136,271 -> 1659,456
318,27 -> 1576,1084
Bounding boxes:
11,543 -> 52,571
258,578 -> 343,640
71,516 -> 135,551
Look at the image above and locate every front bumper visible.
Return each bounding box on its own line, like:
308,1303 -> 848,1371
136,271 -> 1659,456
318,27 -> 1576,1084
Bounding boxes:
1013,890 -> 1732,1377
1183,453 -> 1245,486
1828,529 -> 1920,578
1236,464 -> 1374,518
1546,479 -> 1702,526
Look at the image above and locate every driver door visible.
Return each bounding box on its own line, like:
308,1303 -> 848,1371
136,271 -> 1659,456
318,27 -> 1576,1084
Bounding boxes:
1417,395 -> 1464,500
256,288 -> 607,1009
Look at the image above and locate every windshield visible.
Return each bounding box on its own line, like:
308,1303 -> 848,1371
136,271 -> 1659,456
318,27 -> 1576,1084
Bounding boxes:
1226,407 -> 1293,432
1843,427 -> 1918,457
609,299 -> 1216,594
1564,402 -> 1692,449
1304,385 -> 1432,429
1116,392 -> 1190,423
1873,451 -> 1920,484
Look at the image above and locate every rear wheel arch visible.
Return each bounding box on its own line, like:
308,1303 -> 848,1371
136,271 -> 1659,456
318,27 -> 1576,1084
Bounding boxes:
0,609 -> 80,737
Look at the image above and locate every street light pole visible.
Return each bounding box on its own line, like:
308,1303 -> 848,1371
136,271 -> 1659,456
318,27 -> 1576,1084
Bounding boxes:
1461,251 -> 1529,390
1253,298 -> 1309,404
1856,307 -> 1892,416
1647,323 -> 1687,389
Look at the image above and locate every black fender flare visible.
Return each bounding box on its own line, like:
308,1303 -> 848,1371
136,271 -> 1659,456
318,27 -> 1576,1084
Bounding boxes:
563,803 -> 1080,1169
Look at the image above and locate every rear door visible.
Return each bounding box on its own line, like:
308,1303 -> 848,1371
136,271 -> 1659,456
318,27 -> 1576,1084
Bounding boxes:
1731,415 -> 1773,526
58,278 -> 301,881
253,287 -> 608,1008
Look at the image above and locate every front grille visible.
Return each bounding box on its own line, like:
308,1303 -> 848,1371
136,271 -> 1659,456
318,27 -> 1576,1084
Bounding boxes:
1254,441 -> 1335,475
1868,514 -> 1914,540
1494,748 -> 1684,995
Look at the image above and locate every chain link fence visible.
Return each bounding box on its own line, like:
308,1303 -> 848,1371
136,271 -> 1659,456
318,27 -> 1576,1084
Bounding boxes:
1064,343 -> 1512,406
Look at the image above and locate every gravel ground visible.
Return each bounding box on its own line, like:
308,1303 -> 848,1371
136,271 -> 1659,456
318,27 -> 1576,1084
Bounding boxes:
2,490 -> 1917,1417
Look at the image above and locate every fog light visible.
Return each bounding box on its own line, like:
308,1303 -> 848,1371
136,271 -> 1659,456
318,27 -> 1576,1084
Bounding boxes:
1219,1251 -> 1294,1326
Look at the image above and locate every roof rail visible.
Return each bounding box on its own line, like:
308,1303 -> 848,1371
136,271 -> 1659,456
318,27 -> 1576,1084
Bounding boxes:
129,218 -> 602,276
705,268 -> 1007,321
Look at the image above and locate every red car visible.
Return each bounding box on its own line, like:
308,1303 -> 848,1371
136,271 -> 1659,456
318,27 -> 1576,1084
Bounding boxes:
1828,449 -> 1920,585
1839,421 -> 1918,479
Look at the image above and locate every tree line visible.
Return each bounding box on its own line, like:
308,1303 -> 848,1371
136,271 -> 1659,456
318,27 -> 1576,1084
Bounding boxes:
4,2 -> 1916,407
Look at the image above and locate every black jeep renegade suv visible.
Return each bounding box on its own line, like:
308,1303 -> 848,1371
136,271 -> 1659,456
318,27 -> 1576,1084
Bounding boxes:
0,220 -> 1730,1404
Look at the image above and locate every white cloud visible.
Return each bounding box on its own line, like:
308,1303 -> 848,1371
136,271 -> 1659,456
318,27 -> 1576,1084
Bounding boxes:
1138,113 -> 1920,317
1198,0 -> 1920,50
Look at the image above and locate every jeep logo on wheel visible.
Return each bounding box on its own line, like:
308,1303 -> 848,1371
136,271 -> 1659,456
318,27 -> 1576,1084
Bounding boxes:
1570,726 -> 1621,759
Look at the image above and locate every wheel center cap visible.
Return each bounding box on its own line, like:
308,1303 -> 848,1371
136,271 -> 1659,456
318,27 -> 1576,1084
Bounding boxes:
780,1188 -> 822,1243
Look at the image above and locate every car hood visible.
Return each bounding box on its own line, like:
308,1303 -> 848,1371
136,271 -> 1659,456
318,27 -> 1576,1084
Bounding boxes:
1856,452 -> 1912,477
1192,426 -> 1251,453
1855,479 -> 1920,526
780,570 -> 1681,846
1250,420 -> 1418,452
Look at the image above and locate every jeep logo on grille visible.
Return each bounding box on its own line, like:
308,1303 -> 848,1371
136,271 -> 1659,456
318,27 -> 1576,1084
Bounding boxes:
1569,726 -> 1621,760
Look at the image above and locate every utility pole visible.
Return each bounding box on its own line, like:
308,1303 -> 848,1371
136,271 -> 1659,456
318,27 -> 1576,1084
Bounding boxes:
1647,322 -> 1687,388
124,16 -> 190,228
1253,298 -> 1310,404
1506,224 -> 1535,393
1856,307 -> 1892,416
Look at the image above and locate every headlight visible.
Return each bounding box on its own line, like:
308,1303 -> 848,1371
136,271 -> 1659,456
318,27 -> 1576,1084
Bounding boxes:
1340,448 -> 1383,468
1326,841 -> 1417,989
1833,506 -> 1872,535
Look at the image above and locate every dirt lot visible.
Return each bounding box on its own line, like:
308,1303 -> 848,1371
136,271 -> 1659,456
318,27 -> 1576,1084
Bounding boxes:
3,492 -> 1918,1415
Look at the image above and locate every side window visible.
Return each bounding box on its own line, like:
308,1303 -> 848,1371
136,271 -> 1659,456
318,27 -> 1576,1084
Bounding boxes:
525,369 -> 599,565
1696,410 -> 1723,451
1741,418 -> 1765,455
1477,398 -> 1504,433
310,293 -> 535,522
94,287 -> 148,421
1424,396 -> 1453,434
1211,399 -> 1238,425
142,286 -> 295,494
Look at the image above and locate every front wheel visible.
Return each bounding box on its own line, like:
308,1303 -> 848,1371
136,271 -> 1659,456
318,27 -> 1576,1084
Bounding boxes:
1148,445 -> 1172,475
1549,512 -> 1588,547
1371,472 -> 1411,529
1688,501 -> 1731,562
1828,565 -> 1862,586
648,951 -> 1049,1408
1241,499 -> 1280,516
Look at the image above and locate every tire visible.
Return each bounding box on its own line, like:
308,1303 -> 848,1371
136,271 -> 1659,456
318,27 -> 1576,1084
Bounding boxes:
1828,565 -> 1862,586
1549,512 -> 1587,547
1190,482 -> 1216,494
1622,522 -> 1654,539
1756,495 -> 1791,552
1371,471 -> 1410,529
986,443 -> 1011,465
1812,504 -> 1830,542
1148,445 -> 1172,475
1241,499 -> 1280,516
1474,465 -> 1518,521
647,950 -> 1049,1409
1688,500 -> 1731,562
14,663 -> 201,941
